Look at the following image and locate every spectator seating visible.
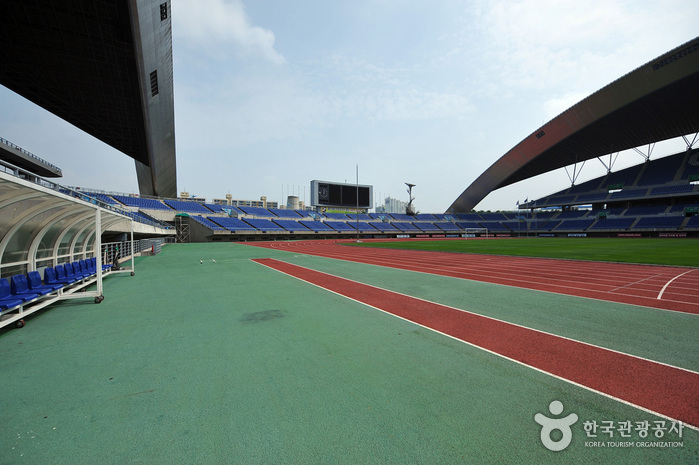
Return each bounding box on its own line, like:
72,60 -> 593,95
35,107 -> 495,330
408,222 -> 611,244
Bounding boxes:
589,218 -> 636,230
10,274 -> 51,298
392,222 -> 422,232
555,219 -> 595,230
273,220 -> 312,232
415,213 -> 439,221
455,221 -> 482,230
371,222 -> 401,232
453,213 -> 482,221
2,277 -> 39,303
243,218 -> 285,232
324,212 -> 350,220
478,222 -> 510,232
624,205 -> 668,216
389,213 -> 416,221
347,213 -> 373,221
300,220 -> 335,232
192,215 -> 226,230
27,271 -> 63,293
112,194 -> 172,211
238,206 -> 274,217
556,210 -> 589,219
0,279 -> 25,310
326,221 -> 356,232
632,216 -> 684,229
209,217 -> 256,231
268,208 -> 302,219
637,155 -> 685,186
413,222 -> 441,232
163,199 -> 211,214
435,222 -> 462,233
608,188 -> 648,200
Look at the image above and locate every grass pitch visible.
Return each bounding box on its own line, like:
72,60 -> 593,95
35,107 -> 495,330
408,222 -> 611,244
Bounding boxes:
350,237 -> 699,267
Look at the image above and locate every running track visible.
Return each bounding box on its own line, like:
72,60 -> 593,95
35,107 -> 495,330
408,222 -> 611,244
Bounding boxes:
252,257 -> 699,428
250,239 -> 699,314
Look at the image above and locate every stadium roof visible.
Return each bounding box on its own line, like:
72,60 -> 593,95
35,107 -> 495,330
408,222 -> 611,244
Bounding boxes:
447,37 -> 699,213
0,0 -> 176,198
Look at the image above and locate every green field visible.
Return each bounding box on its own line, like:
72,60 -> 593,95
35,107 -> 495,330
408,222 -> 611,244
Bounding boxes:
351,237 -> 699,267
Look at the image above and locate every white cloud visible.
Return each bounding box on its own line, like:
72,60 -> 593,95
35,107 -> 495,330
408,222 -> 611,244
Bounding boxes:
173,0 -> 285,64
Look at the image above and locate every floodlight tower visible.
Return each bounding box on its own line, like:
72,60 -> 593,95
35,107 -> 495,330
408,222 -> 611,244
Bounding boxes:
405,183 -> 416,216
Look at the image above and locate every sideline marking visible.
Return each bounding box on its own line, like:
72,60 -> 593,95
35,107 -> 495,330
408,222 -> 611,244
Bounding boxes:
252,257 -> 699,431
249,240 -> 699,313
657,269 -> 696,300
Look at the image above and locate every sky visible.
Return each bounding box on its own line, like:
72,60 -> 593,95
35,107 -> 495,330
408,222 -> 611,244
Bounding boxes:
1,0 -> 698,213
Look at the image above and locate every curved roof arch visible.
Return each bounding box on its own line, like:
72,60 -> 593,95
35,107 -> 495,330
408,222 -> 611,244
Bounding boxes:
447,37 -> 699,213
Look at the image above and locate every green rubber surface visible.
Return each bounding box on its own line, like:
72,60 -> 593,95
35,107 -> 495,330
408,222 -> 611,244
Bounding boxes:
0,243 -> 695,464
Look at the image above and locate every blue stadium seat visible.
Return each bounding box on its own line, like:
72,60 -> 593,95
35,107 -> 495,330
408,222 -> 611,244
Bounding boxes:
238,206 -> 274,217
2,277 -> 38,303
685,215 -> 699,228
589,218 -> 636,230
27,271 -> 63,293
70,261 -> 92,279
45,267 -> 75,286
0,278 -> 24,310
243,218 -> 285,232
554,219 -> 595,230
209,217 -> 256,231
435,222 -> 462,233
392,222 -> 421,232
163,199 -> 211,214
299,220 -> 334,232
268,208 -> 302,219
372,222 -> 401,232
11,274 -> 51,297
55,265 -> 80,284
273,220 -> 312,232
415,222 -> 442,231
632,216 -> 684,229
389,214 -> 416,222
325,221 -> 356,232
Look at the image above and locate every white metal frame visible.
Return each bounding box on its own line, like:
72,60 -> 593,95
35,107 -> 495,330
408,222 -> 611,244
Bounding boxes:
0,171 -> 136,329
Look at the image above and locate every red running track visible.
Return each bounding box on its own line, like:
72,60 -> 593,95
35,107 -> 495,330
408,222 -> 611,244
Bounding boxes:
253,258 -> 699,428
250,239 -> 699,314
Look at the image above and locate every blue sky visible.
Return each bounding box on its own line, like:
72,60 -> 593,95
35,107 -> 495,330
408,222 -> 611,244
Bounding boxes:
1,0 -> 697,212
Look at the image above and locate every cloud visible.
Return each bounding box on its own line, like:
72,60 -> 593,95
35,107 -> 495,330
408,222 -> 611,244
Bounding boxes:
173,0 -> 285,64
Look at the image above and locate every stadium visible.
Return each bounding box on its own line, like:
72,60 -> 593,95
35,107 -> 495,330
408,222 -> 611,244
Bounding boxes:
0,2 -> 697,463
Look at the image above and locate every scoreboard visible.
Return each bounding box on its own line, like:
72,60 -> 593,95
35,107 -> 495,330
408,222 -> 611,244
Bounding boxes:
310,180 -> 373,209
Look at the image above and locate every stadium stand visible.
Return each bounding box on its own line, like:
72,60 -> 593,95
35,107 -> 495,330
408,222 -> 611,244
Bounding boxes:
325,221 -> 356,232
243,218 -> 286,232
238,206 -> 275,217
300,220 -> 335,232
324,212 -> 351,220
632,216 -> 685,230
589,217 -> 636,230
555,219 -> 596,231
391,222 -> 422,233
192,215 -> 226,231
112,194 -> 172,211
273,220 -> 312,232
268,208 -> 302,219
209,217 -> 256,232
163,199 -> 212,214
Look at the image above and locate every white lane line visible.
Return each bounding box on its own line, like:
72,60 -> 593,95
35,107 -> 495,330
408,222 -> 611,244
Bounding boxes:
657,269 -> 697,300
